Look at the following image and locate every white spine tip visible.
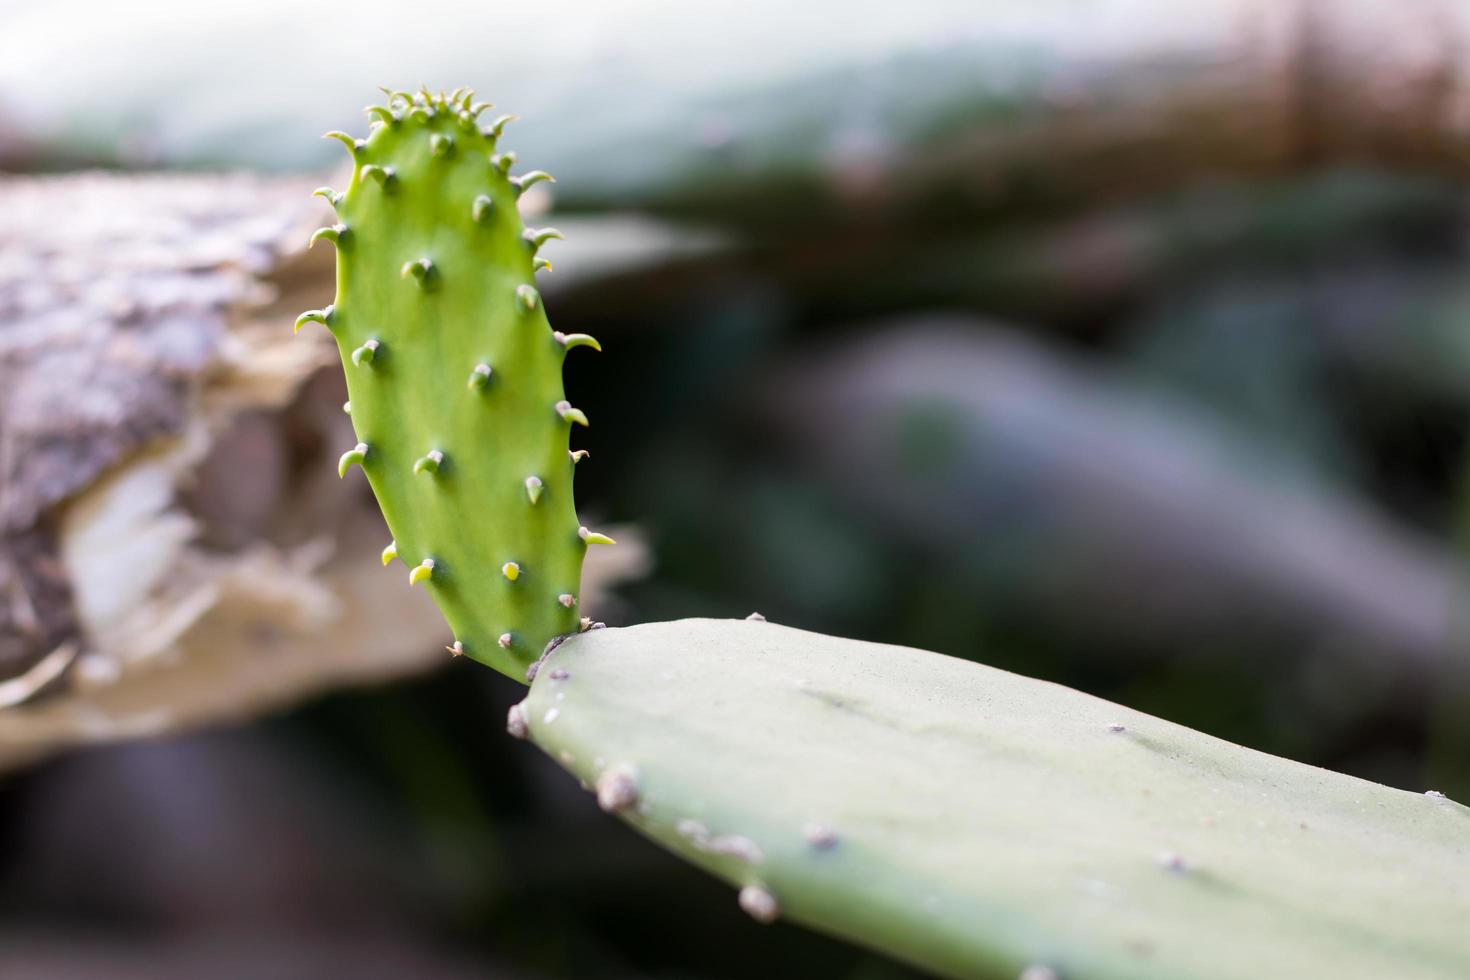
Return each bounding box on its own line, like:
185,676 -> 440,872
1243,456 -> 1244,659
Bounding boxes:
596,765 -> 640,813
498,632 -> 513,649
738,885 -> 780,924
1019,967 -> 1061,980
558,593 -> 577,608
802,822 -> 838,849
506,701 -> 529,739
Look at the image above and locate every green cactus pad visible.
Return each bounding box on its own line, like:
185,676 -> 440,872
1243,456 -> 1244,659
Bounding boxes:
301,88 -> 603,678
519,619 -> 1470,980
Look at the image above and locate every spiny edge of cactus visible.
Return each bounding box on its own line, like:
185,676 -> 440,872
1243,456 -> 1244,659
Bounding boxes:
295,85 -> 615,680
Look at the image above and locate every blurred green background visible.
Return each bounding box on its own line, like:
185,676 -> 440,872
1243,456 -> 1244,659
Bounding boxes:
3,2 -> 1470,977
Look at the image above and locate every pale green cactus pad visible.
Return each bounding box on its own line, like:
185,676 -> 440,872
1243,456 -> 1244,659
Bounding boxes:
518,618 -> 1470,980
299,88 -> 611,678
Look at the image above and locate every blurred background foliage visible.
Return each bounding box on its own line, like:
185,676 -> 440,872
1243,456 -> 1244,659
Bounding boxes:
3,1 -> 1470,977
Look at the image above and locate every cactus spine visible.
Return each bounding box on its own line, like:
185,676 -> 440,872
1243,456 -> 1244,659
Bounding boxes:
298,87 -> 606,679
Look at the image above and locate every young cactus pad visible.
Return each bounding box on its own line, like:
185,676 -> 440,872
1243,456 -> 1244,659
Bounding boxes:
300,88 -> 607,678
519,619 -> 1470,980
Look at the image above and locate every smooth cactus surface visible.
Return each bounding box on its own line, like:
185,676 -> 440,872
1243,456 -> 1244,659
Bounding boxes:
300,89 -> 610,678
520,619 -> 1470,980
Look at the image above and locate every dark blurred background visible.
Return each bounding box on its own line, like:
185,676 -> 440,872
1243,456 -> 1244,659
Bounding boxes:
4,1 -> 1470,977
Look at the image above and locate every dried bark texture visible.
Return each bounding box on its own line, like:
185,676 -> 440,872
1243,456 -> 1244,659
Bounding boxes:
0,174 -> 300,683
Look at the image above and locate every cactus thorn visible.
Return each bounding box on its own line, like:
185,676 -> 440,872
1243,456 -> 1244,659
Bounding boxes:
525,475 -> 543,504
506,700 -> 529,738
569,449 -> 590,463
498,632 -> 514,649
746,611 -> 766,622
738,885 -> 780,924
558,593 -> 576,608
523,227 -> 564,249
554,332 -> 602,352
502,561 -> 521,582
337,442 -> 368,478
364,104 -> 397,125
413,449 -> 444,476
467,363 -> 492,390
596,765 -> 640,813
491,150 -> 518,174
467,101 -> 495,120
485,113 -> 518,138
351,338 -> 379,366
533,257 -> 553,273
446,640 -> 464,657
293,305 -> 333,333
579,526 -> 615,546
401,257 -> 434,284
309,223 -> 347,249
312,186 -> 344,207
342,401 -> 351,414
512,170 -> 556,194
471,194 -> 494,223
381,540 -> 398,566
360,164 -> 397,189
516,284 -> 540,312
556,400 -> 589,427
429,132 -> 454,157
409,558 -> 435,586
322,130 -> 362,157
1426,789 -> 1448,799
